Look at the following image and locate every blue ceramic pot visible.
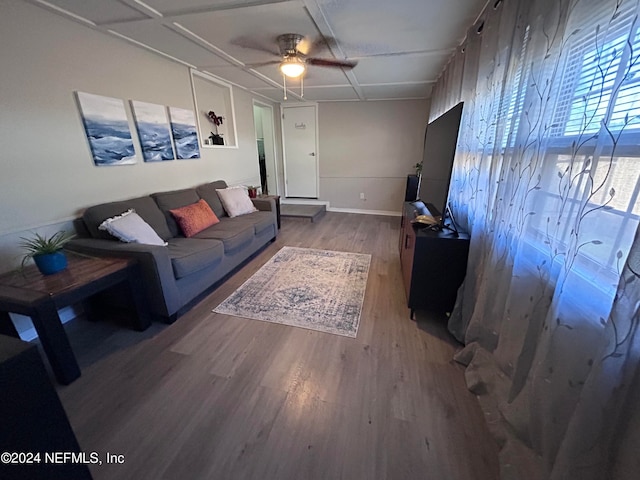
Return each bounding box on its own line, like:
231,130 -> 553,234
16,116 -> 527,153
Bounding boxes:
33,252 -> 68,275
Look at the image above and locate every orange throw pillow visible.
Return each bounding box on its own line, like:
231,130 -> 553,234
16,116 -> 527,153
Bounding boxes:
170,199 -> 219,237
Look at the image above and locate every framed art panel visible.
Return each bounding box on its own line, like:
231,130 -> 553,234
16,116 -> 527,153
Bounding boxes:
168,107 -> 200,159
76,92 -> 136,166
131,101 -> 175,162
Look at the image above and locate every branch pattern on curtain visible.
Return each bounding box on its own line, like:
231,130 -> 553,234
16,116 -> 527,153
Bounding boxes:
429,0 -> 640,478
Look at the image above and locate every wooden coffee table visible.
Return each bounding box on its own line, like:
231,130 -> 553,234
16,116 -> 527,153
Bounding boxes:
0,253 -> 151,384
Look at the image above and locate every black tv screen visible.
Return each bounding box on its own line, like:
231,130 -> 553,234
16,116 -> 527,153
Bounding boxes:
417,102 -> 464,222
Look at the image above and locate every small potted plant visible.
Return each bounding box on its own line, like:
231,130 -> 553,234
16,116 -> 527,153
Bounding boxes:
207,110 -> 225,145
247,186 -> 259,198
20,231 -> 75,275
209,131 -> 224,145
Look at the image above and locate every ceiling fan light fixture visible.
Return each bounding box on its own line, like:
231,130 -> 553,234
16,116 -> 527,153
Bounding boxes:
279,56 -> 306,78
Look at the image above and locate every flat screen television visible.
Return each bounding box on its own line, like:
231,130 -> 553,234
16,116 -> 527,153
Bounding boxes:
416,102 -> 464,228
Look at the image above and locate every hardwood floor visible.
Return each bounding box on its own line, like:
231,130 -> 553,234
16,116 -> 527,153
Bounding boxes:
56,213 -> 499,480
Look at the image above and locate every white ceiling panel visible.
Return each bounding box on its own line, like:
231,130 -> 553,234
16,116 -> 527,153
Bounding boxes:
38,0 -> 149,24
201,66 -> 275,89
138,0 -> 291,17
109,21 -> 230,67
31,0 -> 487,102
353,51 -> 452,84
172,2 -> 318,65
318,0 -> 486,56
298,86 -> 360,101
361,83 -> 433,100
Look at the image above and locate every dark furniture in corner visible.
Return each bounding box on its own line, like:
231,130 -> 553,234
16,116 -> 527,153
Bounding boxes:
404,174 -> 421,201
0,335 -> 92,480
399,202 -> 470,318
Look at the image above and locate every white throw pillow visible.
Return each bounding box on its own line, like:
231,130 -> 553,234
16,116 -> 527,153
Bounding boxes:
99,209 -> 167,246
216,186 -> 258,218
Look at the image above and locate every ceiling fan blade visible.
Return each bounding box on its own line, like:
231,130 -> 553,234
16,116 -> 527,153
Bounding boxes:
296,35 -> 312,55
296,35 -> 335,56
230,36 -> 280,57
307,57 -> 358,69
312,36 -> 335,53
244,60 -> 281,68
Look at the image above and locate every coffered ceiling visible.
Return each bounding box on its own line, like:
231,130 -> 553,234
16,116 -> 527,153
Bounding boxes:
27,0 -> 487,103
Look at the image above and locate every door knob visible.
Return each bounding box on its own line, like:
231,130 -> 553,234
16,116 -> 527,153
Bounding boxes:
309,152 -> 315,156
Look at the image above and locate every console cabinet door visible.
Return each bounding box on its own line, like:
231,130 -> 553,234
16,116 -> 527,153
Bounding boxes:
401,221 -> 416,301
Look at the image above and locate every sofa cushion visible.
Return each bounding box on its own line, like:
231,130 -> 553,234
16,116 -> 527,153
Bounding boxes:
194,219 -> 255,253
151,188 -> 201,238
83,195 -> 172,241
167,238 -> 224,279
170,199 -> 220,238
216,186 -> 258,218
196,180 -> 228,219
215,211 -> 275,236
99,209 -> 168,246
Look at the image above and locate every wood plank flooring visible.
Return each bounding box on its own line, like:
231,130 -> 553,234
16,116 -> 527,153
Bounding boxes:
56,213 -> 499,480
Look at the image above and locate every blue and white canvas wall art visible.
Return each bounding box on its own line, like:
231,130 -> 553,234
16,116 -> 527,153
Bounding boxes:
169,107 -> 200,159
131,101 -> 175,162
76,92 -> 136,166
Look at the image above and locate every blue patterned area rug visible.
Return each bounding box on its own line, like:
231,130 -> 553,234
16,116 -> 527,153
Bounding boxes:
213,246 -> 371,338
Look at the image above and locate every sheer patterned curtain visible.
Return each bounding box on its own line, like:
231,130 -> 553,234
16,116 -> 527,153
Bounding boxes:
429,0 -> 640,478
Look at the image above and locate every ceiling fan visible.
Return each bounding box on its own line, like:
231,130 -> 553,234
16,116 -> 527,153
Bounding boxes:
237,33 -> 357,99
270,33 -> 357,78
235,33 -> 357,98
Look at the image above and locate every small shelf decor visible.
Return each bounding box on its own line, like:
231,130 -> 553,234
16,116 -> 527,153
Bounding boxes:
207,111 -> 223,126
209,131 -> 224,145
207,111 -> 225,145
247,186 -> 259,198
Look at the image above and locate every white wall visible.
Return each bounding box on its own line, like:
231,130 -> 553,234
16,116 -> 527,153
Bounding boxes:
0,0 -> 273,273
317,100 -> 430,214
0,2 -> 429,341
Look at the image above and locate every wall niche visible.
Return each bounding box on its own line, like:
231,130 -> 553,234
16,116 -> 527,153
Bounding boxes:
190,69 -> 238,149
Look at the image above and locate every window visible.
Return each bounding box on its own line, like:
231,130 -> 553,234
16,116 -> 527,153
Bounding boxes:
522,3 -> 640,292
499,25 -> 530,150
551,6 -> 640,139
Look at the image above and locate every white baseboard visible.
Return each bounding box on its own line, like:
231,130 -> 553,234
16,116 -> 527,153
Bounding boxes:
327,207 -> 401,217
281,198 -> 330,206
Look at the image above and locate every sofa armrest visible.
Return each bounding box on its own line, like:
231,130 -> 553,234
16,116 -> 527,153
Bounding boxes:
65,238 -> 180,319
252,197 -> 277,229
251,197 -> 275,212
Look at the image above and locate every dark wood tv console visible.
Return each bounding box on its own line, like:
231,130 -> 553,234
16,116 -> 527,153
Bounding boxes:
399,202 -> 470,318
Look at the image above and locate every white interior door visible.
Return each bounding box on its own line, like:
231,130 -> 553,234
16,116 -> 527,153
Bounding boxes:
282,105 -> 317,198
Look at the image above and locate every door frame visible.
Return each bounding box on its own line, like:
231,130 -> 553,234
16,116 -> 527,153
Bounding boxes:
280,103 -> 319,198
252,99 -> 280,195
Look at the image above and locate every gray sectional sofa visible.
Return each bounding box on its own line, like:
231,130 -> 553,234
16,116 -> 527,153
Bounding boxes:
67,180 -> 277,323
